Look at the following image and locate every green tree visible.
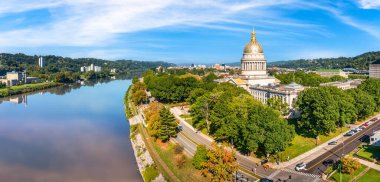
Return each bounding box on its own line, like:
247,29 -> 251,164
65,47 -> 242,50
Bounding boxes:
144,102 -> 163,139
202,143 -> 238,182
158,107 -> 177,141
347,88 -> 376,120
192,145 -> 208,170
296,87 -> 340,144
358,78 -> 380,109
266,97 -> 289,116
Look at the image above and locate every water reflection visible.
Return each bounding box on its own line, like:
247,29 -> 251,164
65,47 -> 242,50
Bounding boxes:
0,79 -> 142,182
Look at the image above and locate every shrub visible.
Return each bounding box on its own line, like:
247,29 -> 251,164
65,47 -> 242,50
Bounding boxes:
341,157 -> 361,174
192,145 -> 208,170
175,154 -> 187,169
174,144 -> 184,154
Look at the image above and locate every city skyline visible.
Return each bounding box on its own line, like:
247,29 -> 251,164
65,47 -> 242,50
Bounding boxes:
0,0 -> 379,64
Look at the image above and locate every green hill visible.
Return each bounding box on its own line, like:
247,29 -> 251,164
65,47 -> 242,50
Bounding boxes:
268,51 -> 380,70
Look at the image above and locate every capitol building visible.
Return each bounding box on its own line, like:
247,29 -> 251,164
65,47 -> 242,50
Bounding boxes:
226,29 -> 304,108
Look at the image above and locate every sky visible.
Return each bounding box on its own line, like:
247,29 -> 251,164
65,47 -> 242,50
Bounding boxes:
0,0 -> 379,64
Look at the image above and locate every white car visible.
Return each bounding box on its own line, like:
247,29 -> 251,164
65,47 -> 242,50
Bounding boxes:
356,127 -> 362,132
295,163 -> 306,171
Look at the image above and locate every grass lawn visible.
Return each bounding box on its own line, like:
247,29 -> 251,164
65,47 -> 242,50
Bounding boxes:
0,82 -> 61,97
357,145 -> 380,162
151,139 -> 208,182
330,165 -> 366,182
280,127 -> 350,161
357,169 -> 380,182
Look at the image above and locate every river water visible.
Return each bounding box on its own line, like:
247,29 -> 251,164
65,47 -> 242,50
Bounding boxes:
0,79 -> 142,182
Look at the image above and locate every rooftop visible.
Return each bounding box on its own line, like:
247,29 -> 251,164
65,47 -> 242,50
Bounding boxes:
316,69 -> 343,73
371,59 -> 380,65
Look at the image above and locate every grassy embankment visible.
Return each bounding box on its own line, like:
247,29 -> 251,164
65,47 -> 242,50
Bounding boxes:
0,82 -> 62,97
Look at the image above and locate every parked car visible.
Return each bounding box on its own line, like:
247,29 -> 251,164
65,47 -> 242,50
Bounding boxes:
356,127 -> 362,132
370,118 -> 377,122
328,141 -> 338,145
260,178 -> 274,182
178,125 -> 183,131
362,123 -> 369,127
344,131 -> 354,136
323,159 -> 334,166
295,163 -> 306,171
359,125 -> 366,129
351,129 -> 358,133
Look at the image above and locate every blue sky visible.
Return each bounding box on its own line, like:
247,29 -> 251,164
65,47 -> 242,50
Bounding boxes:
0,0 -> 379,64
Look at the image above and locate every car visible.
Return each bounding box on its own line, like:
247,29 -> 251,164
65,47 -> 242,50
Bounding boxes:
323,159 -> 334,166
370,118 -> 377,122
295,163 -> 306,171
344,132 -> 354,136
178,125 -> 183,131
260,178 -> 274,182
368,121 -> 373,125
351,129 -> 358,133
359,125 -> 366,129
328,141 -> 338,145
356,127 -> 362,132
363,123 -> 369,127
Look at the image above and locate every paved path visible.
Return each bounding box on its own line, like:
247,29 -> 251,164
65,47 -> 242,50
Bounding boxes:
354,157 -> 380,171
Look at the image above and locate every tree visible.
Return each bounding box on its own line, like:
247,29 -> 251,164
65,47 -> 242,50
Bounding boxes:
347,88 -> 376,120
296,87 -> 339,144
192,145 -> 208,170
341,157 -> 361,175
358,78 -> 380,109
158,107 -> 178,141
144,102 -> 164,138
267,97 -> 289,116
131,90 -> 147,105
202,143 -> 238,182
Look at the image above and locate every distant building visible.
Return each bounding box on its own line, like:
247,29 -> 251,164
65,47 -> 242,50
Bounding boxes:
315,69 -> 348,78
156,66 -> 165,73
214,64 -> 221,70
38,56 -> 44,68
0,71 -> 27,86
369,59 -> 380,79
369,130 -> 380,146
110,68 -> 117,73
80,64 -> 102,72
320,79 -> 363,90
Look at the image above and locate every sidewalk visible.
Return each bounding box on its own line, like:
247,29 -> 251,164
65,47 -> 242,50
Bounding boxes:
354,157 -> 380,172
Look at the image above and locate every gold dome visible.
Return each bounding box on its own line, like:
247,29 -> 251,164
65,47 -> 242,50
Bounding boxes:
243,30 -> 263,54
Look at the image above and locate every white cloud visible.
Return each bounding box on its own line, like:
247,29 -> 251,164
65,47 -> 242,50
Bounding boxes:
357,0 -> 380,9
0,0 -> 307,47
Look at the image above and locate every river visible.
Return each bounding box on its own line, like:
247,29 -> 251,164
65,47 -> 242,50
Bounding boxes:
0,79 -> 142,182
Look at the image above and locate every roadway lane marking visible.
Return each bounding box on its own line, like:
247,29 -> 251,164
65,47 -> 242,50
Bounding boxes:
281,168 -> 321,178
306,121 -> 380,171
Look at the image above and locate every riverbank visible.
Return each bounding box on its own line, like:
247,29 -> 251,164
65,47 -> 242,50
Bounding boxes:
124,85 -> 165,182
0,82 -> 62,98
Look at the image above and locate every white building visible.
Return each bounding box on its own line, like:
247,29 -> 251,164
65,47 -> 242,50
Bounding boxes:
80,64 -> 102,72
38,56 -> 44,68
369,59 -> 380,79
239,29 -> 276,86
369,130 -> 380,146
320,79 -> 363,90
315,69 -> 348,78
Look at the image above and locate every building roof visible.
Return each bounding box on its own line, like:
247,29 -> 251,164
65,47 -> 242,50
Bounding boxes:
231,78 -> 247,85
316,69 -> 343,73
371,59 -> 380,65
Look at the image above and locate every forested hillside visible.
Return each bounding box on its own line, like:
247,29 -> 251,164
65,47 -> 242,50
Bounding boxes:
268,51 -> 380,70
0,53 -> 175,77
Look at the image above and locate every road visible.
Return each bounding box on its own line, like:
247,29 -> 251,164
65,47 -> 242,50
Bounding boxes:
171,107 -> 323,182
305,119 -> 380,175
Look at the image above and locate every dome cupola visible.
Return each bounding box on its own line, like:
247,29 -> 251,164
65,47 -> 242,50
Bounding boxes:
243,29 -> 263,54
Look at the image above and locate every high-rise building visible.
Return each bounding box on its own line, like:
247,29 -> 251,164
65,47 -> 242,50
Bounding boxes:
38,56 -> 44,68
80,64 -> 102,72
369,59 -> 380,79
